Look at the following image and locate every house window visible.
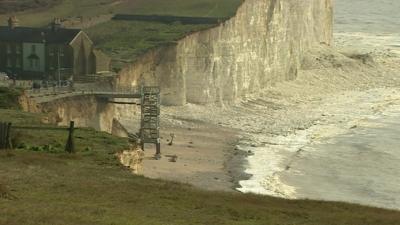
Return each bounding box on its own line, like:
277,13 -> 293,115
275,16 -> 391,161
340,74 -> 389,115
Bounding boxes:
49,47 -> 54,56
29,58 -> 39,68
31,45 -> 36,53
59,47 -> 64,57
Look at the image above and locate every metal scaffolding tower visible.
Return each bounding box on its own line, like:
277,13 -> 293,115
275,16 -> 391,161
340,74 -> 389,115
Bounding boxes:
140,86 -> 161,156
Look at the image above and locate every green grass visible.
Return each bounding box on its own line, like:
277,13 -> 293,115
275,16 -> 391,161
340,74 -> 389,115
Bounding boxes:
114,0 -> 243,17
0,0 -> 118,27
0,108 -> 128,155
0,0 -> 62,14
1,108 -> 400,224
0,87 -> 22,110
0,0 -> 243,26
86,20 -> 212,70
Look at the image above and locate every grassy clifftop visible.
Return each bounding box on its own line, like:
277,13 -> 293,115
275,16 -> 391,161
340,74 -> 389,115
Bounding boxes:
0,0 -> 62,14
0,0 -> 243,70
86,20 -> 213,69
0,0 -> 242,22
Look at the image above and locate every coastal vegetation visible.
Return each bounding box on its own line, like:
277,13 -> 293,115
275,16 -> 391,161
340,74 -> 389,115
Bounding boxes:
0,87 -> 22,109
86,20 -> 212,69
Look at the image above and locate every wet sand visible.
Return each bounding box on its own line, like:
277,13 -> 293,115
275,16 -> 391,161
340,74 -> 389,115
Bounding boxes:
120,115 -> 246,192
141,123 -> 241,192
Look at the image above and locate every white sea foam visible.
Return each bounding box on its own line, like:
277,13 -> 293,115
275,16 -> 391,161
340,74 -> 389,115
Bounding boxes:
237,90 -> 400,209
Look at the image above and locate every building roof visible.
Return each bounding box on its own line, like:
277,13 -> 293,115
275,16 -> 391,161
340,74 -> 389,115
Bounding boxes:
0,26 -> 81,44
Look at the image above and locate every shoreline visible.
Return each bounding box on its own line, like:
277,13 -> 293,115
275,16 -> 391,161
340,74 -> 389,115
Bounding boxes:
279,105 -> 400,210
225,140 -> 252,191
153,45 -> 400,200
239,86 -> 400,199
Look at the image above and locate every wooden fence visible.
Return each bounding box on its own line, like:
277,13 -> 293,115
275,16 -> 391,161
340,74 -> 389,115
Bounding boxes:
0,121 -> 75,153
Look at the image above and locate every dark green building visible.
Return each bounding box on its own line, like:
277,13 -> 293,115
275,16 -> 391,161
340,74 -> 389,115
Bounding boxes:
0,17 -> 110,80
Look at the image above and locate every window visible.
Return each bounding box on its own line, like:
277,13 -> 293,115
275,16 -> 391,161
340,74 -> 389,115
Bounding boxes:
28,58 -> 40,69
29,58 -> 39,68
49,47 -> 54,56
59,47 -> 64,57
31,45 -> 36,53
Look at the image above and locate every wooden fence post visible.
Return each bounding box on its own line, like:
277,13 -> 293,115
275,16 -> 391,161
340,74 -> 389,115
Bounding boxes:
65,121 -> 75,153
0,122 -> 12,150
0,122 -> 5,149
6,123 -> 12,149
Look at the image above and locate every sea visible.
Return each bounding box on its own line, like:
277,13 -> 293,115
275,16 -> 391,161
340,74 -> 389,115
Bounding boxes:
237,0 -> 400,210
334,0 -> 400,57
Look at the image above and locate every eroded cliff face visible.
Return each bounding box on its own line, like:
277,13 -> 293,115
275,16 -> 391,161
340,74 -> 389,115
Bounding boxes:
35,96 -> 141,135
38,96 -> 115,132
117,0 -> 333,105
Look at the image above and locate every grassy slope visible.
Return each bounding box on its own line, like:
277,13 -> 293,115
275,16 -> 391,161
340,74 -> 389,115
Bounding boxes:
2,150 -> 400,225
0,0 -> 242,25
86,21 -> 212,69
0,90 -> 400,224
0,0 -> 62,14
0,0 -> 243,70
114,0 -> 243,17
0,0 -> 118,27
0,87 -> 22,109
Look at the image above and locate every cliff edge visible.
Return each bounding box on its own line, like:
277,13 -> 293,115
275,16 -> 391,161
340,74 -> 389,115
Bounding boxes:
117,0 -> 333,105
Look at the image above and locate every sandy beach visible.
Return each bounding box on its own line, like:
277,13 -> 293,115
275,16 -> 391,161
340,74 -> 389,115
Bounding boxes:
141,124 -> 240,192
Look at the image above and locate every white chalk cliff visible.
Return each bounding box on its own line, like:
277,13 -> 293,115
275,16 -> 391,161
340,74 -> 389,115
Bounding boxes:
116,0 -> 334,105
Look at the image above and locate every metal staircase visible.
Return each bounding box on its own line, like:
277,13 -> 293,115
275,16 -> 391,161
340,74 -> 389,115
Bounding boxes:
140,86 -> 161,156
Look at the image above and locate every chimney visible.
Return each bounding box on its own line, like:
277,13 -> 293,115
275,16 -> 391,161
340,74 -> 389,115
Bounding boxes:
8,16 -> 19,29
51,18 -> 62,31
